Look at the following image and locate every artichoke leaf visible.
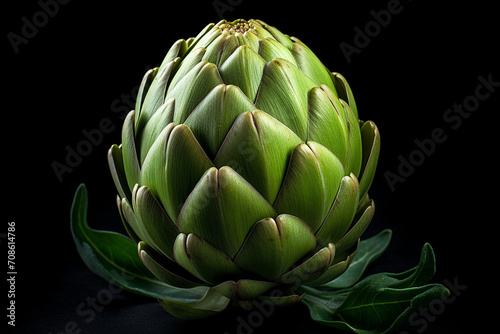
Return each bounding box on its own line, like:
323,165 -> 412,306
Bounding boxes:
173,233 -> 241,284
185,22 -> 216,52
138,98 -> 175,164
139,123 -> 175,213
291,38 -> 336,93
341,100 -> 363,178
315,174 -> 359,246
115,195 -> 140,245
203,33 -> 234,66
332,72 -> 358,118
141,124 -> 214,223
335,200 -> 375,256
158,38 -> 188,72
185,22 -> 220,55
201,34 -> 224,65
257,20 -> 293,49
184,84 -> 256,159
233,214 -> 317,281
273,141 -> 344,232
166,46 -> 206,93
163,125 -> 215,221
219,45 -> 266,102
277,243 -> 335,285
136,59 -> 179,133
132,185 -> 179,260
122,189 -> 174,258
307,86 -> 348,165
108,144 -> 131,202
138,241 -> 204,288
71,184 -> 203,299
121,110 -> 141,193
217,34 -> 241,67
134,68 -> 156,127
304,241 -> 359,287
158,287 -> 231,320
212,279 -> 277,301
167,61 -> 224,124
358,121 -> 381,200
235,29 -> 261,54
255,58 -> 317,140
258,37 -> 297,65
177,167 -> 277,258
322,229 -> 392,289
248,19 -> 275,40
119,194 -> 155,252
214,110 -> 302,203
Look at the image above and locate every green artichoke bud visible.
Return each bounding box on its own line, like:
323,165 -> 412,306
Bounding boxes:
108,19 -> 380,317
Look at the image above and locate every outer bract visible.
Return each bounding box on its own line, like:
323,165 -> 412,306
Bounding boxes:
108,19 -> 381,318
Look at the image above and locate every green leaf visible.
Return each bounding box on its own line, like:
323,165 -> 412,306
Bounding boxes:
177,166 -> 277,258
71,184 -> 190,298
255,58 -> 317,140
278,243 -> 334,286
234,29 -> 261,54
140,124 -> 214,223
212,279 -> 277,301
138,241 -> 203,288
202,34 -> 232,66
335,200 -> 374,256
322,229 -> 392,289
213,110 -> 302,204
341,100 -> 363,178
359,121 -> 381,200
158,287 -> 230,320
108,144 -> 131,202
304,241 -> 359,287
158,39 -> 188,72
167,46 -> 206,93
307,86 -> 348,165
173,233 -> 241,284
121,110 -> 141,194
258,37 -> 297,65
290,38 -> 336,92
137,98 -> 174,164
219,45 -> 266,102
167,61 -> 224,124
186,22 -> 217,52
315,174 -> 359,246
184,84 -> 256,159
134,68 -> 156,128
259,20 -> 293,49
137,59 -> 177,131
233,214 -> 317,280
132,185 -> 179,260
119,195 -> 153,253
273,141 -> 344,232
249,20 -> 275,40
71,184 -> 234,318
300,243 -> 450,334
115,194 -> 141,245
332,72 -> 358,119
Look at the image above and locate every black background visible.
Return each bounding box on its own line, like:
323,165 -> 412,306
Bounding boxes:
4,0 -> 496,333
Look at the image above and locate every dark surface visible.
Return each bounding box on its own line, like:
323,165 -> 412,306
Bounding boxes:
5,0 -> 495,333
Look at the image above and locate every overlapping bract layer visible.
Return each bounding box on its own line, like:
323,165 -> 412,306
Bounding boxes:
108,19 -> 380,310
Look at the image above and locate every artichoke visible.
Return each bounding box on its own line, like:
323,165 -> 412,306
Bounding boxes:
107,19 -> 380,317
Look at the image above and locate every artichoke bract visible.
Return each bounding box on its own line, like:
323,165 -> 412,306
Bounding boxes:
108,19 -> 380,317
